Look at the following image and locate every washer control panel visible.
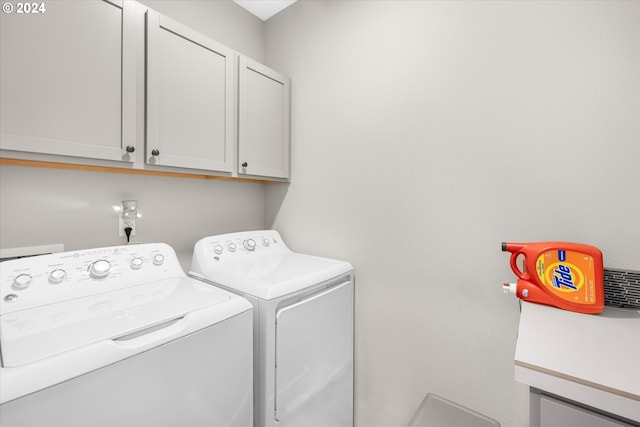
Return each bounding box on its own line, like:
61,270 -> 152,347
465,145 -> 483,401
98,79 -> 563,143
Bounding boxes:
0,243 -> 182,314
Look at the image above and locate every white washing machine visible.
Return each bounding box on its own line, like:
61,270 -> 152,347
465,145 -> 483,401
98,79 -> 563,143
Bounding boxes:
190,230 -> 354,427
0,243 -> 253,427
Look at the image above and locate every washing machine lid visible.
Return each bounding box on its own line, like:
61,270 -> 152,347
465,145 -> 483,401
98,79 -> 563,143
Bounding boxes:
191,252 -> 352,300
190,230 -> 353,300
0,277 -> 245,368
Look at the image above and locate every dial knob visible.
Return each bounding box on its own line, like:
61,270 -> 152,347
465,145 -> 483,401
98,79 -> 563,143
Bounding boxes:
4,294 -> 18,303
49,269 -> 67,284
89,260 -> 112,279
131,257 -> 144,270
153,254 -> 165,266
262,238 -> 270,247
243,239 -> 256,251
13,274 -> 32,290
214,244 -> 224,255
227,242 -> 237,252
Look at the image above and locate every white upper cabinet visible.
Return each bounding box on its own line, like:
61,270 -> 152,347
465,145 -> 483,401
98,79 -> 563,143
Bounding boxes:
0,0 -> 136,162
238,56 -> 291,180
145,10 -> 234,173
1,1 -> 291,180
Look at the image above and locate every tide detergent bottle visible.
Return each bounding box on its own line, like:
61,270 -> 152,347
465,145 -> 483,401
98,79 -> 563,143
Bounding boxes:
502,242 -> 604,314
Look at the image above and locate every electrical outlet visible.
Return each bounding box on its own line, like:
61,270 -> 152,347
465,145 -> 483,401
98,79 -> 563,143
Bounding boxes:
118,217 -> 136,237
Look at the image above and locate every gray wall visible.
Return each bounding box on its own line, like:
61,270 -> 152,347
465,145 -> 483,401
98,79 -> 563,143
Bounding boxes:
0,166 -> 264,268
264,1 -> 640,426
0,0 -> 266,268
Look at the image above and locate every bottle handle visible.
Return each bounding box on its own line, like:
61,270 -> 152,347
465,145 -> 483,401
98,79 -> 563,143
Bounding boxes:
509,251 -> 529,280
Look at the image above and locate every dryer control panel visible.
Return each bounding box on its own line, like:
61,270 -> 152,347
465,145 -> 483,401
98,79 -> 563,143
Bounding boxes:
0,243 -> 183,314
194,230 -> 290,263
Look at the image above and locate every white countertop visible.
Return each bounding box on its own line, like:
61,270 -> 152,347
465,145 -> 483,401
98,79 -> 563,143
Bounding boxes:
514,301 -> 640,422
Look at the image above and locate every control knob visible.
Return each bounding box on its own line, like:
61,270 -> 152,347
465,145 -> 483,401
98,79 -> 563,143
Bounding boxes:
49,269 -> 67,284
153,254 -> 165,266
214,245 -> 224,255
4,294 -> 18,303
262,238 -> 270,247
89,260 -> 112,279
243,239 -> 256,251
131,257 -> 144,270
227,242 -> 237,252
13,274 -> 32,290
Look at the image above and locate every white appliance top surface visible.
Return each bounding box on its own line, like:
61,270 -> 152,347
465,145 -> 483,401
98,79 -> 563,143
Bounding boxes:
0,243 -> 248,368
190,230 -> 353,300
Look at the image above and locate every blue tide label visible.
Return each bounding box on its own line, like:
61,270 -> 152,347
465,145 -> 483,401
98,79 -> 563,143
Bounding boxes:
558,250 -> 567,262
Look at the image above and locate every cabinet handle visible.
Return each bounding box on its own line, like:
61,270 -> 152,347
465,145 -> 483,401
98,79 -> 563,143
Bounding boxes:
151,149 -> 160,156
126,145 -> 135,153
241,162 -> 248,168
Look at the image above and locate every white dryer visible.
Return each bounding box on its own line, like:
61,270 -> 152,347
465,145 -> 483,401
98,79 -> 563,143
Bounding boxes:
0,243 -> 253,427
190,230 -> 354,427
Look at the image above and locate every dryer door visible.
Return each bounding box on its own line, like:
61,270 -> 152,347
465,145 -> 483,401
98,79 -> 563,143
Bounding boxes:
274,280 -> 353,422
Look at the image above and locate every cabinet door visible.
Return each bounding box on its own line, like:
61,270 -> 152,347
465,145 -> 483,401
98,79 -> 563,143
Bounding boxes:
238,56 -> 291,179
534,393 -> 636,427
0,0 -> 136,162
146,10 -> 234,172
